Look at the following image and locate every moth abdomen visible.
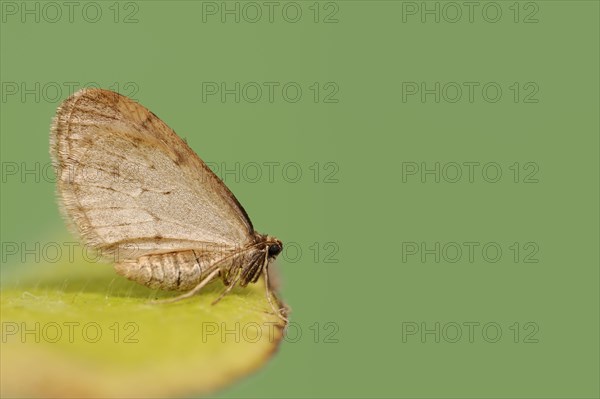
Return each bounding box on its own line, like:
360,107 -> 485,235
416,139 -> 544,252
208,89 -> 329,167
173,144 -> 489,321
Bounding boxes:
115,250 -> 206,291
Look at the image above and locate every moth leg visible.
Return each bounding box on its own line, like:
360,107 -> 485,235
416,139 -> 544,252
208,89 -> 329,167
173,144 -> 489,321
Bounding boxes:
152,268 -> 220,304
151,249 -> 247,303
211,273 -> 244,305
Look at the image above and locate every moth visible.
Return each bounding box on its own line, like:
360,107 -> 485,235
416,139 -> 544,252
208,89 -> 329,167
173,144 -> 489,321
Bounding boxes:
50,88 -> 286,320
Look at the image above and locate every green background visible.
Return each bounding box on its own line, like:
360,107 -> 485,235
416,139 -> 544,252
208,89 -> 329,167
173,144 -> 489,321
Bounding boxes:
1,1 -> 598,397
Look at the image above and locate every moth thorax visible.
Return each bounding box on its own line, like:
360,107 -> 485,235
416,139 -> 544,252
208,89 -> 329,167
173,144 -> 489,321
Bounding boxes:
255,232 -> 283,259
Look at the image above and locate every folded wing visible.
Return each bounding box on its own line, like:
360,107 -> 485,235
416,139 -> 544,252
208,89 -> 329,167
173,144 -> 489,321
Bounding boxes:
50,88 -> 254,261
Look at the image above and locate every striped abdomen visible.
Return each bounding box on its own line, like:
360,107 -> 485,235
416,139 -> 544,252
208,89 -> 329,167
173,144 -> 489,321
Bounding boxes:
114,250 -> 226,291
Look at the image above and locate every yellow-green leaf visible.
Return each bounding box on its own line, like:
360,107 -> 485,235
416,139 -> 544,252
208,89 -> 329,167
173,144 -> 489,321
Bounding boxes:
1,250 -> 287,398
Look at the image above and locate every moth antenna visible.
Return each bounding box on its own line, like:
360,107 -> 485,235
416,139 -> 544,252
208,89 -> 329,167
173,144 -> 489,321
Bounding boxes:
264,263 -> 288,323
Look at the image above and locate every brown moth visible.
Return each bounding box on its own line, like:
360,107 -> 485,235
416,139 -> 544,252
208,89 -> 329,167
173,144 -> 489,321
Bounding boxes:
50,88 -> 286,320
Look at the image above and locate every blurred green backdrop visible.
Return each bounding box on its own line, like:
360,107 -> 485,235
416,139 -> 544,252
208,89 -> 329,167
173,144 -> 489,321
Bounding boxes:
1,1 -> 598,397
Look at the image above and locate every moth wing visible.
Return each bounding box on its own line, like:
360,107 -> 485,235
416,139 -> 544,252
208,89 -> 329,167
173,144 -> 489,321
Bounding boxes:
50,88 -> 254,261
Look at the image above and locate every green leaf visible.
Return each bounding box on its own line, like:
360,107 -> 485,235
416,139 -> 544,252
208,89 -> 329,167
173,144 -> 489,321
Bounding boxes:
0,247 -> 287,398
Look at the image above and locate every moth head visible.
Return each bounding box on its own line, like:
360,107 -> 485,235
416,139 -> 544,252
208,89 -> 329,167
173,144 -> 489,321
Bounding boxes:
267,238 -> 283,258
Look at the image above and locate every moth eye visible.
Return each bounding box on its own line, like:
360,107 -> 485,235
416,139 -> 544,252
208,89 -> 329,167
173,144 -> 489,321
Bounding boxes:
268,244 -> 282,257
